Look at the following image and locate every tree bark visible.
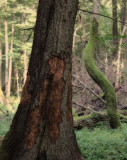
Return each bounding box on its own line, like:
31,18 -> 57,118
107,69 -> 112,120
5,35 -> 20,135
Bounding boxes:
84,0 -> 120,129
0,0 -> 82,160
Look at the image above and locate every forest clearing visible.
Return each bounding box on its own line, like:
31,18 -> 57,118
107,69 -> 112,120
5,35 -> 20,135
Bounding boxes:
0,0 -> 127,159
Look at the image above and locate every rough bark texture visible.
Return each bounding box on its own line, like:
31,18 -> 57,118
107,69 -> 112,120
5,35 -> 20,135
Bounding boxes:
0,0 -> 82,160
84,0 -> 120,129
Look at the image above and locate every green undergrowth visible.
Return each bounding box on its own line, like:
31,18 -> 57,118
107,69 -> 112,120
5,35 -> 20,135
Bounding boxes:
76,123 -> 127,160
0,96 -> 19,140
0,114 -> 14,139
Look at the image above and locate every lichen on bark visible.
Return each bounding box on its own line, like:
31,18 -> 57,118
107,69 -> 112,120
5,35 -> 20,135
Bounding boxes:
84,5 -> 120,128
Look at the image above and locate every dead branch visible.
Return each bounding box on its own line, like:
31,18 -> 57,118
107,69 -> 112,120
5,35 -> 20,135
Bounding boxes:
79,9 -> 127,25
72,100 -> 103,115
73,75 -> 106,104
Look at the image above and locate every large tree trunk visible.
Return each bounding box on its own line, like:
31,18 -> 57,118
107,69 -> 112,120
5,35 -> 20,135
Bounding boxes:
84,0 -> 120,129
0,1 -> 82,160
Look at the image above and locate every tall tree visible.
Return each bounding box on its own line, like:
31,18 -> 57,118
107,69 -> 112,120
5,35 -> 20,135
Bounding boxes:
0,0 -> 82,160
84,0 -> 120,129
8,10 -> 15,97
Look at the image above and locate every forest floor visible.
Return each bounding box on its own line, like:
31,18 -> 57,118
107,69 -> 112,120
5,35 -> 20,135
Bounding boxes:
1,97 -> 127,160
0,111 -> 127,159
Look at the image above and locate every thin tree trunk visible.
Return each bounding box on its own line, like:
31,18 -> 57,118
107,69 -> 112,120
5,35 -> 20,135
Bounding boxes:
4,0 -> 9,104
0,41 -> 2,89
16,67 -> 19,98
115,24 -> 127,88
73,25 -> 82,52
112,0 -> 118,58
121,0 -> 126,31
8,19 -> 14,97
121,0 -> 127,90
105,52 -> 108,76
22,12 -> 27,84
0,1 -> 82,160
23,34 -> 27,84
0,1 -> 2,89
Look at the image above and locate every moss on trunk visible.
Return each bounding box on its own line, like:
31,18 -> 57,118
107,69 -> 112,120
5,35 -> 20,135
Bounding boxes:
84,18 -> 120,129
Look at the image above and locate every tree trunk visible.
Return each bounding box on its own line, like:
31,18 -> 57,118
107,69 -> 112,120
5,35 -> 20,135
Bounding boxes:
115,24 -> 127,88
16,67 -> 19,98
0,1 -> 82,160
112,0 -> 118,58
4,0 -> 9,104
84,0 -> 120,129
8,19 -> 14,97
120,0 -> 127,90
22,12 -> 27,84
0,41 -> 2,89
0,1 -> 2,89
121,0 -> 126,31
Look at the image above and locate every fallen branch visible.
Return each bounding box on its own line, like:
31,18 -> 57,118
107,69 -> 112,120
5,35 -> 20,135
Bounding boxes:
0,108 -> 9,116
73,75 -> 106,104
72,100 -> 103,115
22,27 -> 34,30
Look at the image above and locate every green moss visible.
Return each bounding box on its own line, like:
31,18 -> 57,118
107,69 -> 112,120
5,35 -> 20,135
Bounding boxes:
84,18 -> 120,128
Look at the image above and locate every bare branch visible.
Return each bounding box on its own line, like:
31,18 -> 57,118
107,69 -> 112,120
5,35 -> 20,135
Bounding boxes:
22,27 -> 34,30
79,9 -> 127,25
72,100 -> 103,115
73,75 -> 106,104
0,108 -> 9,116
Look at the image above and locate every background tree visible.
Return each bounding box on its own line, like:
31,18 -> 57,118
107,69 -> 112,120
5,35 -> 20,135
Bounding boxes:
112,0 -> 118,58
84,0 -> 120,129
